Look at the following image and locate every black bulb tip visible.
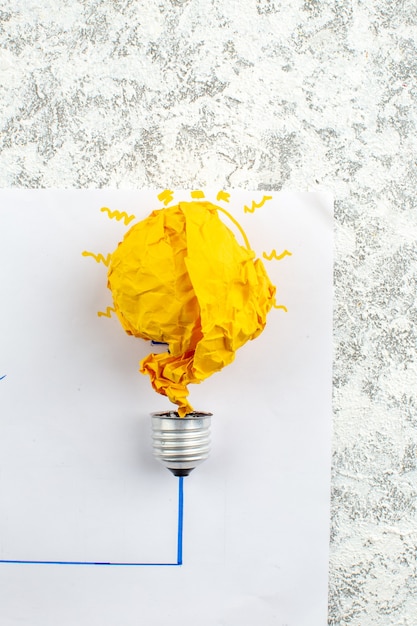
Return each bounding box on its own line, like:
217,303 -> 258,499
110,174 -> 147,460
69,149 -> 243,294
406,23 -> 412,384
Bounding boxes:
169,467 -> 194,477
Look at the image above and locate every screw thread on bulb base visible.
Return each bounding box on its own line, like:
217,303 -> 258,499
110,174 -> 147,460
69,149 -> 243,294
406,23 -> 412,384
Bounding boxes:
151,411 -> 212,476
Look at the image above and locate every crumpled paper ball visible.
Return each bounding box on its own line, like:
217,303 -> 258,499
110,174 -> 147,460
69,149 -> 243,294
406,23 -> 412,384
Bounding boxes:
107,201 -> 276,416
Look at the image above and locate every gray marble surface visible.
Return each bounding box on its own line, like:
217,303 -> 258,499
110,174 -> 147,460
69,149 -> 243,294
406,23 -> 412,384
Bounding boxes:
1,1 -> 416,624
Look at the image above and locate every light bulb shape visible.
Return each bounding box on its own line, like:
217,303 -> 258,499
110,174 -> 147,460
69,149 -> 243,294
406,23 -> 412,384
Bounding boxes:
107,201 -> 276,415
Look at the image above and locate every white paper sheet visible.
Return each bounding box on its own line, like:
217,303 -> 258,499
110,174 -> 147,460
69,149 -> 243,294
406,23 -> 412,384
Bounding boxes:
0,190 -> 333,626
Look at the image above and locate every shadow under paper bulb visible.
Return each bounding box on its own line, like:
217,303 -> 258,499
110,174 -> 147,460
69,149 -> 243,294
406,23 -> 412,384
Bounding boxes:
107,201 -> 276,416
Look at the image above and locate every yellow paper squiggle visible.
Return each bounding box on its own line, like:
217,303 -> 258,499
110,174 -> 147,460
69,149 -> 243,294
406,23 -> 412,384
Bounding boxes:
263,249 -> 292,261
98,306 -> 116,318
243,195 -> 272,213
82,251 -> 112,266
100,207 -> 136,225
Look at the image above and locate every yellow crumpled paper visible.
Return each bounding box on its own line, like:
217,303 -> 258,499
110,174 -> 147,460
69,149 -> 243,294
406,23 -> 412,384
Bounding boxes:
107,201 -> 276,416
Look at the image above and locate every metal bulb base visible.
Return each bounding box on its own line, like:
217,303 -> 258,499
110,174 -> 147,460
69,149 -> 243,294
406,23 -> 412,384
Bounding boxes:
151,411 -> 212,476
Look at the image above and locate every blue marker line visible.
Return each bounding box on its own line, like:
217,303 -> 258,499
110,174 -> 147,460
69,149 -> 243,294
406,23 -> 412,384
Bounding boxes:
177,476 -> 184,565
0,559 -> 180,566
0,477 -> 184,567
0,375 -> 6,380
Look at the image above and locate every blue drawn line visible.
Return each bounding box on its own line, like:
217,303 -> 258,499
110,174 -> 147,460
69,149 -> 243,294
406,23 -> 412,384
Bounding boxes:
0,477 -> 184,567
0,375 -> 6,380
0,559 -> 180,566
177,476 -> 184,565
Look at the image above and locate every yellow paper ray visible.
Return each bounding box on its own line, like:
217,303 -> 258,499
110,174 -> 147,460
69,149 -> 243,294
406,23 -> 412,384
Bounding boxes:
216,190 -> 230,203
100,207 -> 136,225
244,195 -> 272,213
263,249 -> 292,261
191,190 -> 205,199
82,250 -> 112,266
272,300 -> 288,312
158,189 -> 174,206
98,306 -> 116,318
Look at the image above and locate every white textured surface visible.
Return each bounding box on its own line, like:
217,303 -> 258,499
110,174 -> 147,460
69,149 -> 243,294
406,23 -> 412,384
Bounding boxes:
0,1 -> 416,624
